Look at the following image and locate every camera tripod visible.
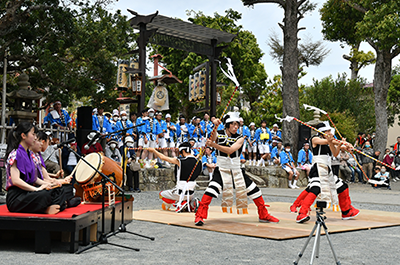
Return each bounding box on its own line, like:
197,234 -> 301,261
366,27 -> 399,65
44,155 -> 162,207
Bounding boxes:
294,206 -> 341,265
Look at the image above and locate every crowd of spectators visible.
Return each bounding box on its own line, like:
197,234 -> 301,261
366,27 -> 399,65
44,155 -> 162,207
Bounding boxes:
35,101 -> 400,192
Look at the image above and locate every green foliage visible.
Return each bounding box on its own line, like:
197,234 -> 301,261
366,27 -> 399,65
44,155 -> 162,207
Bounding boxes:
355,1 -> 400,51
268,33 -> 330,69
1,0 -> 136,110
241,75 -> 282,127
151,9 -> 267,120
320,112 -> 357,142
320,0 -> 364,45
388,74 -> 400,126
320,0 -> 375,78
302,74 -> 375,141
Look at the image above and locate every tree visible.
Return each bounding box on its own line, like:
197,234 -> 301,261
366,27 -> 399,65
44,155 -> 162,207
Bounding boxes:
348,0 -> 400,152
152,9 -> 268,120
242,0 -> 317,155
321,0 -> 400,152
241,75 -> 283,126
0,0 -> 136,110
387,64 -> 400,126
268,33 -> 330,71
302,73 -> 375,140
320,0 -> 375,80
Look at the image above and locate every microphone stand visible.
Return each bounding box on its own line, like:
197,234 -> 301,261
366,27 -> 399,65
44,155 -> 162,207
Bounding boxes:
76,124 -> 154,253
59,142 -> 138,254
103,125 -> 155,242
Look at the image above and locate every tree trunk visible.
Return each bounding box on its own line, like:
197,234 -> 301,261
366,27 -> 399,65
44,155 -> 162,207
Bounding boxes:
281,0 -> 300,154
373,49 -> 392,153
350,60 -> 359,80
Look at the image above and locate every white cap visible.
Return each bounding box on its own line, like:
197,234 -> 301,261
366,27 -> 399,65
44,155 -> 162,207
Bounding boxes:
224,111 -> 241,124
87,132 -> 97,140
112,109 -> 119,116
148,108 -> 155,112
239,118 -> 244,122
125,136 -> 134,143
249,122 -> 255,126
165,114 -> 171,118
120,111 -> 127,116
273,124 -> 279,128
317,121 -> 335,135
92,108 -> 98,114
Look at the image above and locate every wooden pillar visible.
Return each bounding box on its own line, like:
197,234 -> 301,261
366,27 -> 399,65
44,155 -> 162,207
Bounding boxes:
138,23 -> 147,113
209,39 -> 217,117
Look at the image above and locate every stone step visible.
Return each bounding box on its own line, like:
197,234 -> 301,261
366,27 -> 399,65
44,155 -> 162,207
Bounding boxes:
196,175 -> 210,190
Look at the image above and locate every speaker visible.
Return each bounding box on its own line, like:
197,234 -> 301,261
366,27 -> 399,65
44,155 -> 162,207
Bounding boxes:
298,124 -> 311,150
77,106 -> 92,130
76,129 -> 93,151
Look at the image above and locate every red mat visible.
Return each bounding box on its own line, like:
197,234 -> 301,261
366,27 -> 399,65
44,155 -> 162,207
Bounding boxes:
0,203 -> 111,219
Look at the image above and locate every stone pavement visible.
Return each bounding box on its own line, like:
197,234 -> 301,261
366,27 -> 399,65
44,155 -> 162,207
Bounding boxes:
0,182 -> 399,264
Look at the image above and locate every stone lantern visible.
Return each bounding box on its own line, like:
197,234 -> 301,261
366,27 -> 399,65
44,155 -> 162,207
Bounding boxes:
307,110 -> 322,137
7,73 -> 42,125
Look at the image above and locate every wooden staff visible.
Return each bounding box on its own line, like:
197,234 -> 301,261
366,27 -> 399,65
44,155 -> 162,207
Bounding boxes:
185,58 -> 240,183
278,115 -> 396,170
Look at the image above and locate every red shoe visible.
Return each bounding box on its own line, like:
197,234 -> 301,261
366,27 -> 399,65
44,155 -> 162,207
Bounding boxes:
259,214 -> 279,223
296,213 -> 310,223
253,196 -> 279,223
194,194 -> 213,226
290,189 -> 309,213
195,216 -> 204,226
342,206 -> 360,220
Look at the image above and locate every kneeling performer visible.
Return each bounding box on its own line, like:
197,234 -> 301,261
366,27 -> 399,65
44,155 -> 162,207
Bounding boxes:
195,112 -> 279,226
148,142 -> 201,212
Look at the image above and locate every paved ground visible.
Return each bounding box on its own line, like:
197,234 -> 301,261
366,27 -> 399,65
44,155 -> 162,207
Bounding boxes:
1,181 -> 400,265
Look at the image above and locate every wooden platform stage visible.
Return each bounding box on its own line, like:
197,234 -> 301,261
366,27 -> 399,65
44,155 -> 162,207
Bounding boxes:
0,198 -> 133,253
133,202 -> 400,240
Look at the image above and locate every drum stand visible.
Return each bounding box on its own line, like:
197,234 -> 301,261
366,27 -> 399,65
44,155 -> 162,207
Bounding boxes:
60,144 -> 144,254
294,205 -> 341,265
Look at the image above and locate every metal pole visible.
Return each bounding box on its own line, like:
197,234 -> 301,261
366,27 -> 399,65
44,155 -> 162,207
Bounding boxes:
1,49 -> 7,144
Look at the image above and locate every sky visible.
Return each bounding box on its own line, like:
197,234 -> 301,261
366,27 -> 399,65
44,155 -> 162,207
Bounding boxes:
108,0 -> 398,86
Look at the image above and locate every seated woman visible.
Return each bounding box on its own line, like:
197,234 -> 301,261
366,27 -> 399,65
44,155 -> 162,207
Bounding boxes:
6,122 -> 70,214
31,131 -> 80,207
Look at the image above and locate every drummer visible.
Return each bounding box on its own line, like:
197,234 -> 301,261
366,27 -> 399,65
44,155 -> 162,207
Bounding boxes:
30,131 -> 81,208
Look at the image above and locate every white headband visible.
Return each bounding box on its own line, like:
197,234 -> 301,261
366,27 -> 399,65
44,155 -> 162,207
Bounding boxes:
179,146 -> 190,153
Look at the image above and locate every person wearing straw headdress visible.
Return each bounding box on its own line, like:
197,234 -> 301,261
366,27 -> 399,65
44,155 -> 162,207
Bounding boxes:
148,142 -> 201,212
194,112 -> 279,226
293,122 -> 360,223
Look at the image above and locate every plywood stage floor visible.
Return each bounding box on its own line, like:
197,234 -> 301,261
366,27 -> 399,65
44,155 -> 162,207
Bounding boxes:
133,202 -> 400,240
